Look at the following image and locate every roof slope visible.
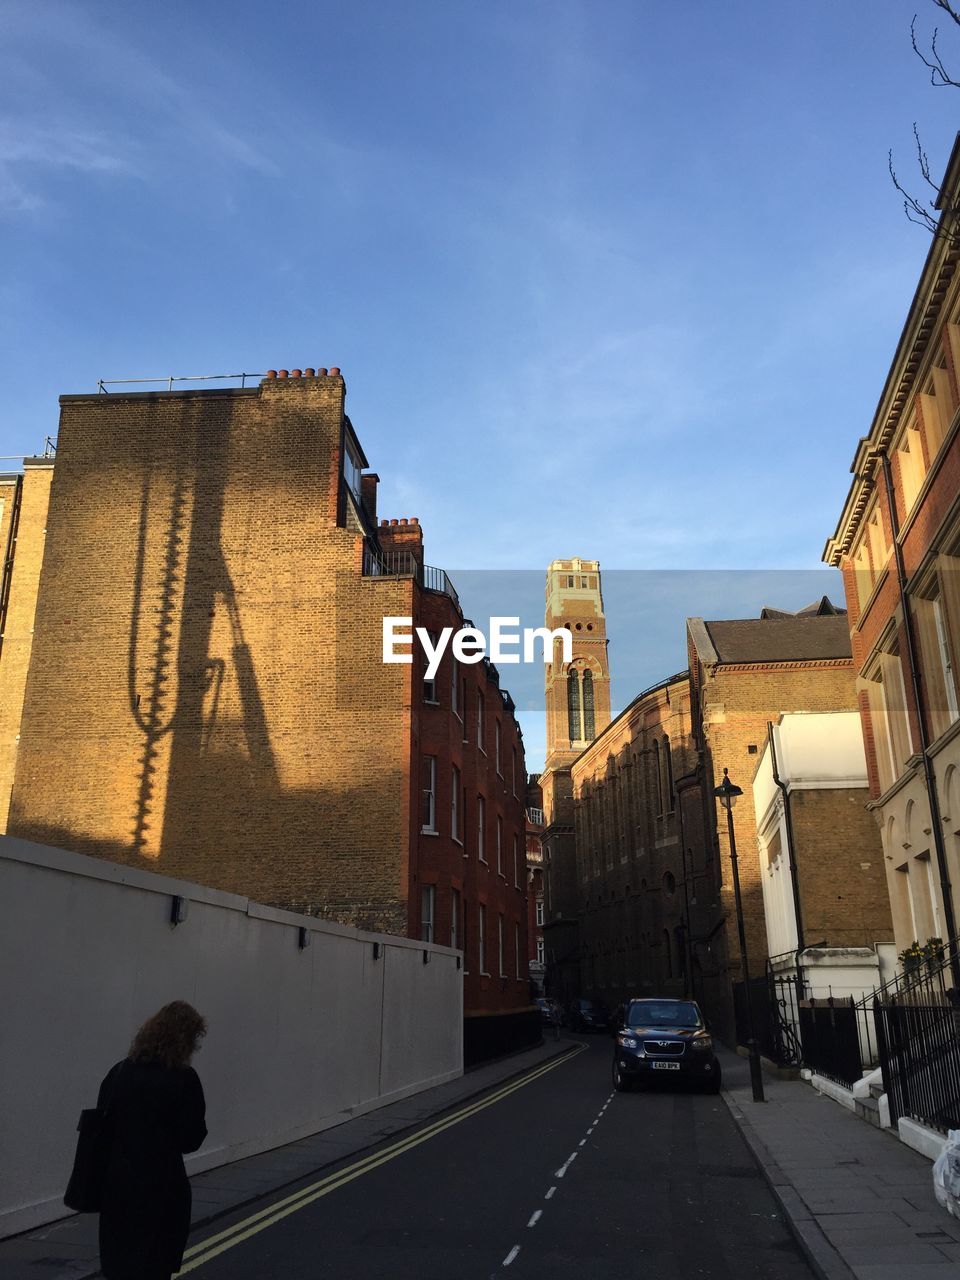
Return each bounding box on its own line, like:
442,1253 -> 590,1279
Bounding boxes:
704,615 -> 852,664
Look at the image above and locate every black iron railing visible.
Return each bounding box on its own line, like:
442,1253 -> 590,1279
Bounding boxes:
875,999 -> 960,1133
361,546 -> 459,606
732,964 -> 803,1068
848,936 -> 959,1069
798,997 -> 864,1087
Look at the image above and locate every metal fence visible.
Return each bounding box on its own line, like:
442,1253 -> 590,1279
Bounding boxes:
797,998 -> 864,1087
732,969 -> 803,1068
361,547 -> 459,606
875,1000 -> 960,1134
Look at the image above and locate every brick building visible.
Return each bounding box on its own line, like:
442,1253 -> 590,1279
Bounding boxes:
1,369 -> 531,1056
0,458 -> 54,829
539,558 -> 611,1002
686,600 -> 867,1036
824,135 -> 960,961
525,774 -> 545,993
750,711 -> 893,1057
570,670 -> 706,1013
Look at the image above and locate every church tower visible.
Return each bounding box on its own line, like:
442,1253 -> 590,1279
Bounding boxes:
544,557 -> 611,768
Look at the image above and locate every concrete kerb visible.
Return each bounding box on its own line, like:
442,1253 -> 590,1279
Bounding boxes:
719,1084 -> 857,1280
2,1037 -> 578,1280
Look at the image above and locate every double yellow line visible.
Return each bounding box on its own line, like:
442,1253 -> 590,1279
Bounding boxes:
176,1044 -> 584,1275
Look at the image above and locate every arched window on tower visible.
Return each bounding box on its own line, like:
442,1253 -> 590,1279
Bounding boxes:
653,740 -> 663,814
567,669 -> 582,742
582,669 -> 595,739
663,734 -> 674,811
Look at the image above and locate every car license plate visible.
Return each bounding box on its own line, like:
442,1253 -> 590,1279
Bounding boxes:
652,1061 -> 680,1070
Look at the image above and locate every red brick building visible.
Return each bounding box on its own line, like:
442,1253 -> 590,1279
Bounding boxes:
2,368 -> 532,1059
525,775 -> 545,993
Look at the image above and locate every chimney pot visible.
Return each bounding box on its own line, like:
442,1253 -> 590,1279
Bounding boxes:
410,517 -> 419,525
265,370 -> 278,380
329,366 -> 341,376
380,519 -> 388,527
303,367 -> 315,377
277,369 -> 289,379
290,368 -> 302,378
390,518 -> 399,526
317,367 -> 328,377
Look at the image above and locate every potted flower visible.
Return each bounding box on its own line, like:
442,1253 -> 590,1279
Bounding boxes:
924,936 -> 945,969
900,942 -> 924,974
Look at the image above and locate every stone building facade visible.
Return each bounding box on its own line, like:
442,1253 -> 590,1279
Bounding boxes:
2,369 -> 530,1049
824,136 -> 960,960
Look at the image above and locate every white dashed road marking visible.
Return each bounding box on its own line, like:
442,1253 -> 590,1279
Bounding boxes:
505,1064 -> 620,1269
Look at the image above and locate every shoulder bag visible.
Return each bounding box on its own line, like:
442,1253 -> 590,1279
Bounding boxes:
64,1061 -> 125,1213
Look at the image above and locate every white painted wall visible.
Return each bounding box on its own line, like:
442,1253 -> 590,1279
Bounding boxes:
0,837 -> 463,1238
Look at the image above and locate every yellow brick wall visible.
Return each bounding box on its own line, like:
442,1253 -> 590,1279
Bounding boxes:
700,661 -> 860,978
7,379 -> 414,934
0,463 -> 54,830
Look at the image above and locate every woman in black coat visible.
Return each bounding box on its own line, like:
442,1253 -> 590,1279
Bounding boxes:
97,1001 -> 208,1280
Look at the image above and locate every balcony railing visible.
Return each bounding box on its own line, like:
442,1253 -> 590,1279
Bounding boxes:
526,808 -> 544,826
362,546 -> 459,606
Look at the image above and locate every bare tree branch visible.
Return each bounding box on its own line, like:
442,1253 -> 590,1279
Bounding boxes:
891,3 -> 960,241
890,147 -> 941,235
931,0 -> 960,28
912,14 -> 960,85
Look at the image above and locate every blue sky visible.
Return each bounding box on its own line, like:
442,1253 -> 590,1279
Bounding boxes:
2,1 -> 957,762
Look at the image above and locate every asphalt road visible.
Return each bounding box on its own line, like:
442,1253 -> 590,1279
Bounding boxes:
176,1036 -> 815,1280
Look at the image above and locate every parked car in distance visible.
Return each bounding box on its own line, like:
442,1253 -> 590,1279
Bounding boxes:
612,997 -> 721,1093
535,997 -> 563,1026
567,998 -> 611,1033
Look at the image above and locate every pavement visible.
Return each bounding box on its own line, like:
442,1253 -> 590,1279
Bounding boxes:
718,1046 -> 960,1280
6,1033 -> 960,1279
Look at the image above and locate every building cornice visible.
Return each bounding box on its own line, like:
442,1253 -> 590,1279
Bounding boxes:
712,658 -> 854,675
824,133 -> 960,566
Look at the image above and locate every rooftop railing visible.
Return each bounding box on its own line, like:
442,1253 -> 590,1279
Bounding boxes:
96,373 -> 266,393
362,546 -> 459,607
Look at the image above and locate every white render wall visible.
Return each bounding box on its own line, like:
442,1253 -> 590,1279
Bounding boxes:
0,836 -> 463,1238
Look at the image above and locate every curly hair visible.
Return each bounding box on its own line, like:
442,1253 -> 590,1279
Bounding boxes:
129,1001 -> 207,1069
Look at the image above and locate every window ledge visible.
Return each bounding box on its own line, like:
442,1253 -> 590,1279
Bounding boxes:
927,714 -> 960,759
853,565 -> 892,635
424,698 -> 440,707
420,828 -> 439,837
867,759 -> 922,809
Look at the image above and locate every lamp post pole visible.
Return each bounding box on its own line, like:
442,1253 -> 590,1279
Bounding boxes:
715,769 -> 765,1103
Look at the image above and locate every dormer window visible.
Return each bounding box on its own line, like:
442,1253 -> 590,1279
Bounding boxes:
344,436 -> 363,506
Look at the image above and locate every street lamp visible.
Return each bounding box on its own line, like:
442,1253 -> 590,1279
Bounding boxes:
714,768 -> 765,1103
